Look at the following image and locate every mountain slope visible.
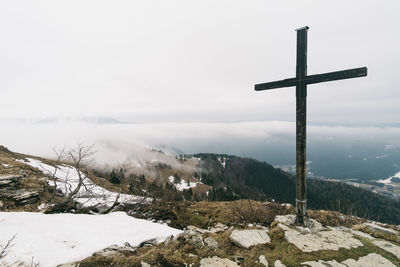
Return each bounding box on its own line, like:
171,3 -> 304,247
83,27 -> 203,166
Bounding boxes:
194,153 -> 400,225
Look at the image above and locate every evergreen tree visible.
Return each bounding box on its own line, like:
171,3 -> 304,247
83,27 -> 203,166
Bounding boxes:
109,169 -> 120,184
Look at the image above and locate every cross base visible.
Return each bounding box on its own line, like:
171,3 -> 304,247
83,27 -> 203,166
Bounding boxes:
295,198 -> 310,227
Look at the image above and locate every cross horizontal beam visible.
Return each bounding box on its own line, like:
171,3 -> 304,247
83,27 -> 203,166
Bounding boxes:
255,67 -> 367,91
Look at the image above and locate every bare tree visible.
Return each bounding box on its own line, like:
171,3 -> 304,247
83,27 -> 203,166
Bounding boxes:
45,143 -> 96,213
0,234 -> 16,260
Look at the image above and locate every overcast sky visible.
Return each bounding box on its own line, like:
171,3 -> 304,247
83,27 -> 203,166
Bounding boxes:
0,0 -> 399,125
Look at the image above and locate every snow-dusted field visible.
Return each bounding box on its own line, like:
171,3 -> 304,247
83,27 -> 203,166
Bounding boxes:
0,212 -> 181,267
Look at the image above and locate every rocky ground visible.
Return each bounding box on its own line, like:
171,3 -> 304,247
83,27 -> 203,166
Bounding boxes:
72,212 -> 400,267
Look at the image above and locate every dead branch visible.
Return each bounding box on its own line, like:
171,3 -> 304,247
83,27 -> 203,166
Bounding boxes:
0,234 -> 16,259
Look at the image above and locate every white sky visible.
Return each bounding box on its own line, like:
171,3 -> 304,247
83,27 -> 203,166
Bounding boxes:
0,0 -> 399,124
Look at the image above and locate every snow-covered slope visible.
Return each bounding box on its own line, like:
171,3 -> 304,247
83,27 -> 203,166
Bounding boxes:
0,212 -> 181,267
18,158 -> 150,211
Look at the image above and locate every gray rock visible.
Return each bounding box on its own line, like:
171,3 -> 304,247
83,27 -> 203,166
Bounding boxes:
93,244 -> 136,257
1,188 -> 41,205
210,223 -> 229,233
139,238 -> 158,247
275,214 -> 296,225
141,261 -> 151,267
57,262 -> 80,267
229,229 -> 270,249
259,255 -> 268,266
278,223 -> 362,252
350,229 -> 375,240
187,225 -> 209,234
181,229 -> 204,248
0,200 -> 3,208
200,256 -> 239,267
0,174 -> 23,187
301,253 -> 396,267
274,260 -> 286,267
364,222 -> 398,235
204,236 -> 220,248
372,240 -> 400,259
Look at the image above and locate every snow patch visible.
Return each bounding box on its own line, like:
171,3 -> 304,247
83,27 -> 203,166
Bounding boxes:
18,158 -> 151,211
217,157 -> 226,168
377,172 -> 400,185
0,212 -> 181,267
168,176 -> 201,191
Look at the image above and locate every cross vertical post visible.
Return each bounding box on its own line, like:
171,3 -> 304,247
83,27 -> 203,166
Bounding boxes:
254,26 -> 367,227
295,26 -> 308,225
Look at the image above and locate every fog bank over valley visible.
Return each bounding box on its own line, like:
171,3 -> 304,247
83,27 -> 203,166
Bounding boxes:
2,119 -> 400,181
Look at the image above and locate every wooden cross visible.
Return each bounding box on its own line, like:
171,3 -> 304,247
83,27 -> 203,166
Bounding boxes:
255,26 -> 367,226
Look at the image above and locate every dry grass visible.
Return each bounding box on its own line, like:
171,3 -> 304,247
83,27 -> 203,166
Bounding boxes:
308,209 -> 365,228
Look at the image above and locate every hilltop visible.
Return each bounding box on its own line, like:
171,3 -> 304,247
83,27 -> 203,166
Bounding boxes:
0,145 -> 399,266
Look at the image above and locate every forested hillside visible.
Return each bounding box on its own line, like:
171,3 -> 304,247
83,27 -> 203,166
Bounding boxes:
194,153 -> 400,225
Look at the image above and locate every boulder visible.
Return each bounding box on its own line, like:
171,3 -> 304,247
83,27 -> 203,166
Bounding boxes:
301,253 -> 396,267
1,189 -> 41,205
200,256 -> 239,267
372,240 -> 400,259
274,260 -> 286,267
92,244 -> 136,257
181,229 -> 204,248
141,262 -> 151,267
204,236 -> 220,248
229,229 -> 270,249
139,238 -> 158,247
364,222 -> 398,235
350,229 -> 375,240
210,223 -> 229,233
0,174 -> 23,187
278,223 -> 362,252
259,255 -> 268,266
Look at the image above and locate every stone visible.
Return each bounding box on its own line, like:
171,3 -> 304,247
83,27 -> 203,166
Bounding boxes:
275,215 -> 324,233
200,256 -> 239,267
92,244 -> 136,257
259,255 -> 268,266
141,261 -> 151,267
181,229 -> 204,248
204,236 -> 220,248
1,189 -> 41,205
187,225 -> 209,234
301,253 -> 396,267
229,229 -> 270,249
0,174 -> 23,187
275,214 -> 296,225
278,223 -> 362,252
300,259 -> 344,267
350,229 -> 375,240
57,263 -> 79,267
139,238 -> 158,247
364,222 -> 398,235
0,200 -> 3,208
274,260 -> 286,267
372,240 -> 400,259
210,223 -> 229,233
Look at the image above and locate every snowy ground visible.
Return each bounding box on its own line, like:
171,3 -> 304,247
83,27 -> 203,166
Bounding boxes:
0,212 -> 181,267
168,176 -> 201,191
377,171 -> 400,185
18,158 -> 150,211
